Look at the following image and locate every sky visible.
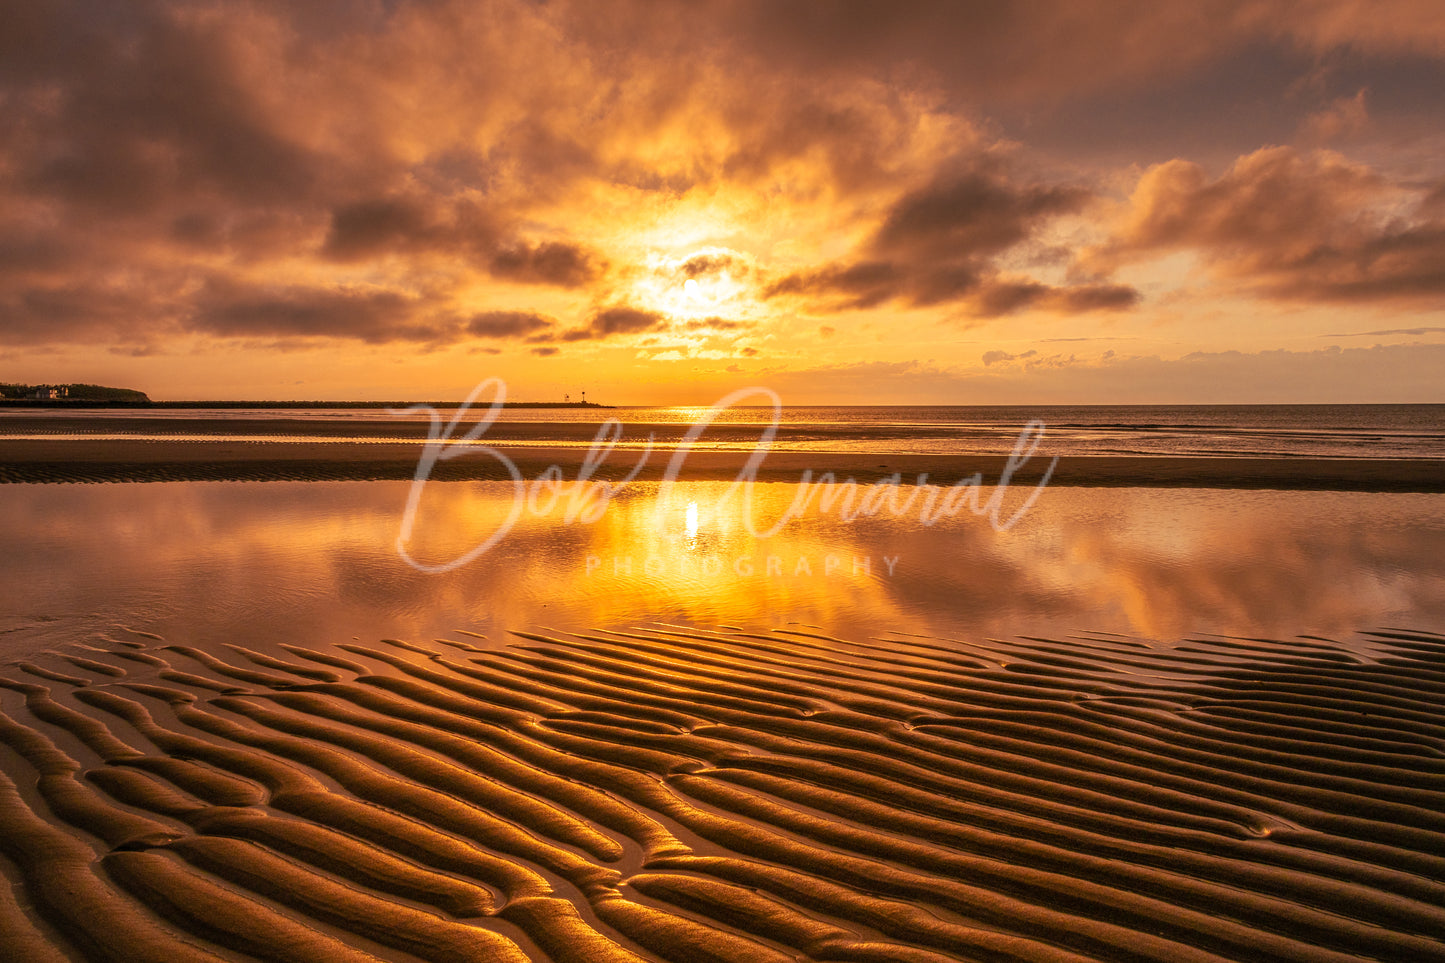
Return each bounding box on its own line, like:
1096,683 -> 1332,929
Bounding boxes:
3,0 -> 1444,404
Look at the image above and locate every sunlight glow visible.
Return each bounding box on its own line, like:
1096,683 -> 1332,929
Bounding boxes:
620,247 -> 757,323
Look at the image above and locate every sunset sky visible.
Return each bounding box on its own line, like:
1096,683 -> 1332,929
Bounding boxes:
3,0 -> 1444,403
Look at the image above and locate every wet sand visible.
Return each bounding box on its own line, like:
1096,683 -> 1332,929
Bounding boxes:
1,626 -> 1443,961
2,436 -> 1443,490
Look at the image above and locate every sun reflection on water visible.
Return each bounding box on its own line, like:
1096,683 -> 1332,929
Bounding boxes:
1,481 -> 1443,660
684,500 -> 699,545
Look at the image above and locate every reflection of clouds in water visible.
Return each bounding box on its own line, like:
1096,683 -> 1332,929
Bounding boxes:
461,481 -> 916,632
1,482 -> 1442,659
1013,489 -> 1445,640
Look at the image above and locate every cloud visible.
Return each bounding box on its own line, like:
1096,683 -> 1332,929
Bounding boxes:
765,263 -> 1137,317
1298,88 -> 1369,144
489,241 -> 600,287
762,162 -> 1138,315
2,0 -> 1442,381
0,226 -> 78,279
977,347 -> 1092,371
323,198 -> 599,286
972,280 -> 1139,317
982,349 -> 1037,366
571,1 -> 1445,118
870,170 -> 1087,260
762,343 -> 1445,404
558,305 -> 668,342
465,310 -> 558,339
322,196 -> 495,262
1326,326 -> 1445,337
588,305 -> 666,336
680,254 -> 742,279
764,261 -> 906,310
189,284 -> 448,344
1092,147 -> 1445,304
0,277 -> 185,345
1422,182 -> 1445,220
0,0 -> 632,351
677,317 -> 750,331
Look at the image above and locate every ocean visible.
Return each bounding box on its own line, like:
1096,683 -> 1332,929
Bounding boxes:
5,403 -> 1444,459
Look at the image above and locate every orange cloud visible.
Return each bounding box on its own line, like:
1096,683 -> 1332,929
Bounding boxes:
763,165 -> 1137,316
1092,147 -> 1445,303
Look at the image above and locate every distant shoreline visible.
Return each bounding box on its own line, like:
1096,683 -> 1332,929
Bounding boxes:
0,399 -> 614,409
4,399 -> 1442,411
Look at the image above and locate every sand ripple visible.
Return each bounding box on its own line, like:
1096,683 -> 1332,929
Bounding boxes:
2,626 -> 1444,961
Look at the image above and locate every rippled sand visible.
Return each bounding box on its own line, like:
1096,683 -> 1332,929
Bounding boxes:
2,626 -> 1444,961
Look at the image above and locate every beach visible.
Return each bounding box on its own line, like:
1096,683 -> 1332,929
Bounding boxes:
2,414 -> 1445,961
3,436 -> 1444,490
2,625 -> 1444,962
10,1 -> 1445,958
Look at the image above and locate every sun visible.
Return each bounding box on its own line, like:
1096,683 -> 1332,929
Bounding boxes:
624,247 -> 757,322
